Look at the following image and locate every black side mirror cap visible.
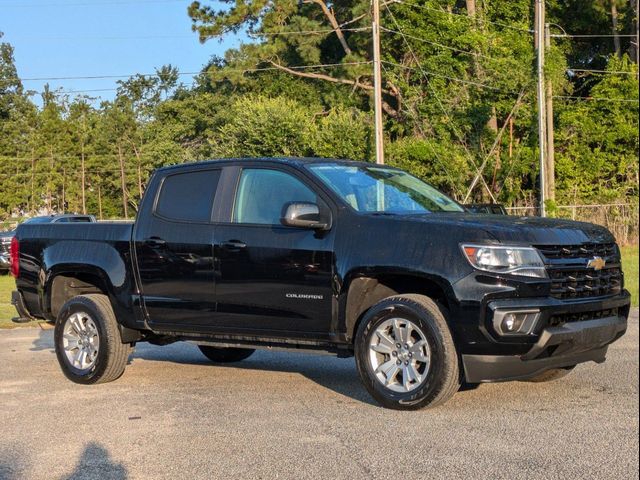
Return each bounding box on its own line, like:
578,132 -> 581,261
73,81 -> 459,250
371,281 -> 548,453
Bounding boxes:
281,202 -> 330,231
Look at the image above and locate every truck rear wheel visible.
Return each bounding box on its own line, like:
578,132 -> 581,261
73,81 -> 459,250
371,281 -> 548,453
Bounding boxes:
198,345 -> 255,363
355,294 -> 460,410
54,294 -> 133,385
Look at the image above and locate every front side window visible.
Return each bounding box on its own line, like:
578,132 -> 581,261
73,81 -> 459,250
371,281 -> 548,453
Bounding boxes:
308,164 -> 463,214
156,169 -> 221,222
233,169 -> 317,225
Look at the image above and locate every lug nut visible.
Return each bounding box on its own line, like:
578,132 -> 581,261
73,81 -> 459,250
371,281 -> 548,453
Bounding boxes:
396,360 -> 401,365
404,361 -> 409,366
396,343 -> 401,348
392,351 -> 397,357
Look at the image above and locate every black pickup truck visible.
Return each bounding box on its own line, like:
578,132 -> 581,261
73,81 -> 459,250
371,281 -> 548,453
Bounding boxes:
11,158 -> 630,409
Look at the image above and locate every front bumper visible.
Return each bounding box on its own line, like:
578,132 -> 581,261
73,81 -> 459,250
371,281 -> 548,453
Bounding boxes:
462,312 -> 627,382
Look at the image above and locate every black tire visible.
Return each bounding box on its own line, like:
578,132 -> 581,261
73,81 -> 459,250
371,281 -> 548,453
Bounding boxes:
355,294 -> 460,410
523,366 -> 575,383
54,294 -> 133,385
198,345 -> 255,363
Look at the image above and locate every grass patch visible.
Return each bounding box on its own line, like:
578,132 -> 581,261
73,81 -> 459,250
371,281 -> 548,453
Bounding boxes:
621,245 -> 639,307
0,274 -> 19,328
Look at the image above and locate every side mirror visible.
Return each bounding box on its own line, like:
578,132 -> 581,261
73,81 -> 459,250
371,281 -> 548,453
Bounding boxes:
281,202 -> 330,230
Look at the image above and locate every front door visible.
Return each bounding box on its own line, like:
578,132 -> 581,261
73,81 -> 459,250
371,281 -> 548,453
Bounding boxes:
133,167 -> 220,327
214,167 -> 335,336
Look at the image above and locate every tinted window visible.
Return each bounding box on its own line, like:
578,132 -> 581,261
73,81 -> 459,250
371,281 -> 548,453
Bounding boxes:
23,217 -> 52,224
156,170 -> 221,222
233,169 -> 316,225
308,164 -> 464,213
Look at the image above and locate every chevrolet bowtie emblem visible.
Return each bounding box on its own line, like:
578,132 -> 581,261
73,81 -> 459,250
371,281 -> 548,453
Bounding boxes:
587,256 -> 606,271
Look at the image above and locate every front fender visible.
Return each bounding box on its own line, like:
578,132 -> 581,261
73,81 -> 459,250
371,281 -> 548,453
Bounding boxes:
337,266 -> 459,341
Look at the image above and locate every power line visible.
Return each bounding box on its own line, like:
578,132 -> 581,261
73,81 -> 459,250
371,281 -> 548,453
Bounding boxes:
0,169 -> 151,177
380,26 -> 524,81
383,1 -> 497,203
249,27 -> 371,37
381,59 -> 462,197
567,68 -> 636,75
5,27 -> 369,42
0,152 -> 182,161
53,88 -> 119,94
389,0 -> 533,33
383,60 -> 505,91
0,0 -> 184,7
9,34 -> 194,41
8,28 -> 371,41
381,26 -> 509,64
20,72 -> 200,82
17,61 -> 372,82
553,95 -> 639,103
551,34 -> 636,38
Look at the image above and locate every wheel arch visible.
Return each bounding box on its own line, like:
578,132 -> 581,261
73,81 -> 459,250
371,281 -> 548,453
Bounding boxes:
342,271 -> 456,343
45,266 -> 113,320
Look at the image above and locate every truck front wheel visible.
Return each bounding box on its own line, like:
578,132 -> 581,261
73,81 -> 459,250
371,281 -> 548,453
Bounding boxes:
54,294 -> 133,384
198,345 -> 255,363
355,294 -> 460,410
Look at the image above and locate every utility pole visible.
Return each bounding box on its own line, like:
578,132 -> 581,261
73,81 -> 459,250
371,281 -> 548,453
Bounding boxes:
634,0 -> 640,79
97,182 -> 103,220
535,0 -> 547,217
544,22 -> 555,204
372,0 -> 384,164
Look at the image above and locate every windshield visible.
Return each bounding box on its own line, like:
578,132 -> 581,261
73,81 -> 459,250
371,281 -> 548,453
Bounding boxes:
308,164 -> 464,213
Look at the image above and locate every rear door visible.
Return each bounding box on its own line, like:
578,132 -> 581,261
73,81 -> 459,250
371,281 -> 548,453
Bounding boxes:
133,167 -> 221,327
213,165 -> 336,336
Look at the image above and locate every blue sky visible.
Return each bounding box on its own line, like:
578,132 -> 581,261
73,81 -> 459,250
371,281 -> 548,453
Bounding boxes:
1,0 -> 242,102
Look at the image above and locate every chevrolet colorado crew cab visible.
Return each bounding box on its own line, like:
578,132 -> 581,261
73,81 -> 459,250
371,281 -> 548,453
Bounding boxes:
11,158 -> 630,410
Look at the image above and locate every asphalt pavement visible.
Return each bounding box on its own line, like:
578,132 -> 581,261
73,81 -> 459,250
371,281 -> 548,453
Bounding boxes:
1,310 -> 638,480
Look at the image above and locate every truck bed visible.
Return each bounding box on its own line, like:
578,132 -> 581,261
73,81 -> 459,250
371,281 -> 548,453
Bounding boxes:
15,221 -> 136,321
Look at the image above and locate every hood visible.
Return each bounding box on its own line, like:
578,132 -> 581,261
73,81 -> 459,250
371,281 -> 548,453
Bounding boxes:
385,213 -> 615,245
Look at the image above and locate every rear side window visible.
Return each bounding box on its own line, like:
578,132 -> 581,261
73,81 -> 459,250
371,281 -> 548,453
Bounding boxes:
156,170 -> 221,222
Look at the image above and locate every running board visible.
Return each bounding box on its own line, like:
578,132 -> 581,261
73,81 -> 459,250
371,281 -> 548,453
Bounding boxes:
11,316 -> 35,324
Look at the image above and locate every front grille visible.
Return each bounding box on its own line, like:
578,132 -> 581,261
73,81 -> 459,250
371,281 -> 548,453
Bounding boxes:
548,266 -> 622,299
548,307 -> 619,327
536,242 -> 616,259
535,242 -> 622,300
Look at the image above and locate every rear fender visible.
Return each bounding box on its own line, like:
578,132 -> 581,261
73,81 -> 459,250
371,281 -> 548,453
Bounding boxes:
40,240 -> 138,328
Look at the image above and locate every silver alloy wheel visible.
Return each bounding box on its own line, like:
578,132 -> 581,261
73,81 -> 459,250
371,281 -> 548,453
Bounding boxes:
368,317 -> 431,393
62,311 -> 100,373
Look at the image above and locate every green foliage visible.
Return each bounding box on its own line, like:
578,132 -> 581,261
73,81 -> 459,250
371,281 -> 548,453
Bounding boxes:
620,245 -> 639,306
555,56 -> 639,203
385,137 -> 470,199
0,1 -> 638,225
307,108 -> 372,161
212,96 -> 313,157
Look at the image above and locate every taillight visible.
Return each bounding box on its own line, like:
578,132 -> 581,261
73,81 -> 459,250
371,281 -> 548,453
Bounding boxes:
10,236 -> 19,277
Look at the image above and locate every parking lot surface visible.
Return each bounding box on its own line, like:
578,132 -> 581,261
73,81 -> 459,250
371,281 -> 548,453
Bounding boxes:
1,310 -> 638,480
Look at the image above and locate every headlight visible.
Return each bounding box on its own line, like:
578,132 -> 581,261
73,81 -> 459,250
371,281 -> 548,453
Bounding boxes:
461,244 -> 547,278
